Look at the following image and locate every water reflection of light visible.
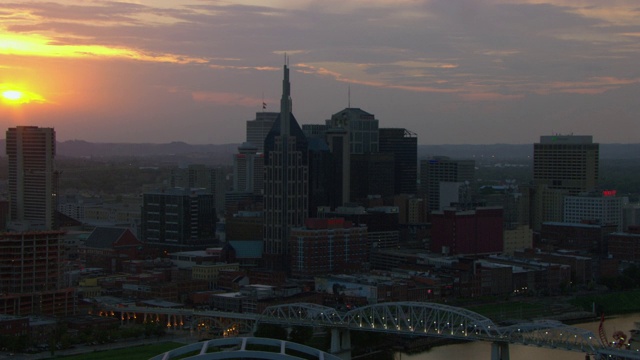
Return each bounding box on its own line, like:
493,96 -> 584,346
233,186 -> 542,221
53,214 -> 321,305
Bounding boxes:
400,313 -> 640,360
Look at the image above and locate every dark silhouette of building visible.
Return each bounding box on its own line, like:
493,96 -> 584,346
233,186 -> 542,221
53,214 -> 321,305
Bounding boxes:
430,207 -> 504,255
420,157 -> 475,213
307,137 -> 334,218
379,128 -> 417,195
325,127 -> 350,207
263,63 -> 309,271
350,153 -> 395,202
141,188 -> 216,251
170,164 -> 227,217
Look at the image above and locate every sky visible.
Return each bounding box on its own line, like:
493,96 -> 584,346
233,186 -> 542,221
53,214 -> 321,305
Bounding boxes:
1,0 -> 640,145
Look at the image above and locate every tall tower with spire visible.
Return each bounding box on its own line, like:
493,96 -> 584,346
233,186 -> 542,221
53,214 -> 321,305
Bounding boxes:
263,63 -> 309,271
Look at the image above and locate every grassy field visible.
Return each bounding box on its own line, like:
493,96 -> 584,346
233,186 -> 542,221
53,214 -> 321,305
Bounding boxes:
570,289 -> 640,315
465,301 -> 548,321
55,342 -> 184,360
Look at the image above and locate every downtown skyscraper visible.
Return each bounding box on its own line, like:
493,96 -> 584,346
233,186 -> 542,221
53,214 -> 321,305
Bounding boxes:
6,126 -> 57,230
263,63 -> 309,271
420,157 -> 475,213
530,134 -> 600,231
533,135 -> 599,195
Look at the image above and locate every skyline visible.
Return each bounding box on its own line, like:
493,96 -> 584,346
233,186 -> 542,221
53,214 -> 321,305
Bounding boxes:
1,1 -> 640,145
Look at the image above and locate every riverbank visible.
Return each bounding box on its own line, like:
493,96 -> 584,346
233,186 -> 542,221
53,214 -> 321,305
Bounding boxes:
570,289 -> 640,315
459,289 -> 640,324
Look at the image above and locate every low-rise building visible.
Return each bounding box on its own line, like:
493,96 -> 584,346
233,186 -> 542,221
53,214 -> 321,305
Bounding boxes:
289,218 -> 368,278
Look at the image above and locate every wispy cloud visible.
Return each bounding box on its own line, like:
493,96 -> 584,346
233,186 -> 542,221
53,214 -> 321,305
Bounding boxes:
191,91 -> 264,107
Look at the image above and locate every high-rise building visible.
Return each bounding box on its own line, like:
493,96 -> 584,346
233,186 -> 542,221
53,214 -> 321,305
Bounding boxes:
327,108 -> 379,154
379,128 -> 417,195
533,135 -> 599,195
420,157 -> 475,213
263,64 -> 309,271
307,137 -> 333,218
6,126 -> 57,230
530,185 -> 565,231
247,112 -> 278,153
325,127 -> 350,206
350,153 -> 395,201
233,142 -> 264,195
531,135 -> 599,231
141,188 -> 216,251
171,164 -> 227,217
302,124 -> 329,138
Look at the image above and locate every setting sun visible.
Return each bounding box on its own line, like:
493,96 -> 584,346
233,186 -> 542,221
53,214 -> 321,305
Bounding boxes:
0,84 -> 46,105
2,90 -> 23,101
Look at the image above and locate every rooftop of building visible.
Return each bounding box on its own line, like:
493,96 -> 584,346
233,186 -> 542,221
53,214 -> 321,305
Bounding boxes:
85,226 -> 134,249
228,240 -> 263,259
331,107 -> 375,118
539,134 -> 594,144
542,221 -> 604,228
140,299 -> 183,308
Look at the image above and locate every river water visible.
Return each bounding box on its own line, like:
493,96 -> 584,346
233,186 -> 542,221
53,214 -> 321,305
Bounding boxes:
399,313 -> 640,360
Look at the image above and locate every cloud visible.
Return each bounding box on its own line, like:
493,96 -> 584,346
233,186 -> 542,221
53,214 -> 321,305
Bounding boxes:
1,0 -> 640,144
191,91 -> 264,107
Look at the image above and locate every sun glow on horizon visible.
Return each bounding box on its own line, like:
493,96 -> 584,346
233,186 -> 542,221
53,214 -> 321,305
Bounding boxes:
0,84 -> 46,105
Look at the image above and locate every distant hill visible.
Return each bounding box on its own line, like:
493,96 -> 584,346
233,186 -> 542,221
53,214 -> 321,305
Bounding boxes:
0,140 -> 638,163
0,139 -> 239,165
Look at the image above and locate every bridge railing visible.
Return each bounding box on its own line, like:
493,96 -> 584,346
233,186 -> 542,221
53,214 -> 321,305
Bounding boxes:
499,320 -> 603,353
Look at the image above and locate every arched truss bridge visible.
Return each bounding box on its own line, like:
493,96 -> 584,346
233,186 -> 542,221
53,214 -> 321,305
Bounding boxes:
257,302 -> 640,359
103,301 -> 640,359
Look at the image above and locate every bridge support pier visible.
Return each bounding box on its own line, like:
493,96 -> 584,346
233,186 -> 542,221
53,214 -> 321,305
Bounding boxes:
330,328 -> 351,360
491,341 -> 510,360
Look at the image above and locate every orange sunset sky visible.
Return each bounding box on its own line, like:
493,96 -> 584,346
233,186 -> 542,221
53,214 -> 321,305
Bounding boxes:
1,0 -> 640,144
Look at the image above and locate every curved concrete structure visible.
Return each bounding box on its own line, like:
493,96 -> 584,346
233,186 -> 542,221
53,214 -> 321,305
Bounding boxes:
149,337 -> 341,360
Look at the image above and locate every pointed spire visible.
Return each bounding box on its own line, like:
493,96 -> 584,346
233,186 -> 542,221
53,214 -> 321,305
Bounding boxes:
280,57 -> 292,136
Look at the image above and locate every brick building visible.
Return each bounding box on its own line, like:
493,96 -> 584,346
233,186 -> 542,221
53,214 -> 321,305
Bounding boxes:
608,232 -> 640,262
80,227 -> 145,273
0,230 -> 76,316
289,218 -> 368,278
539,222 -> 616,255
430,207 -> 504,255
